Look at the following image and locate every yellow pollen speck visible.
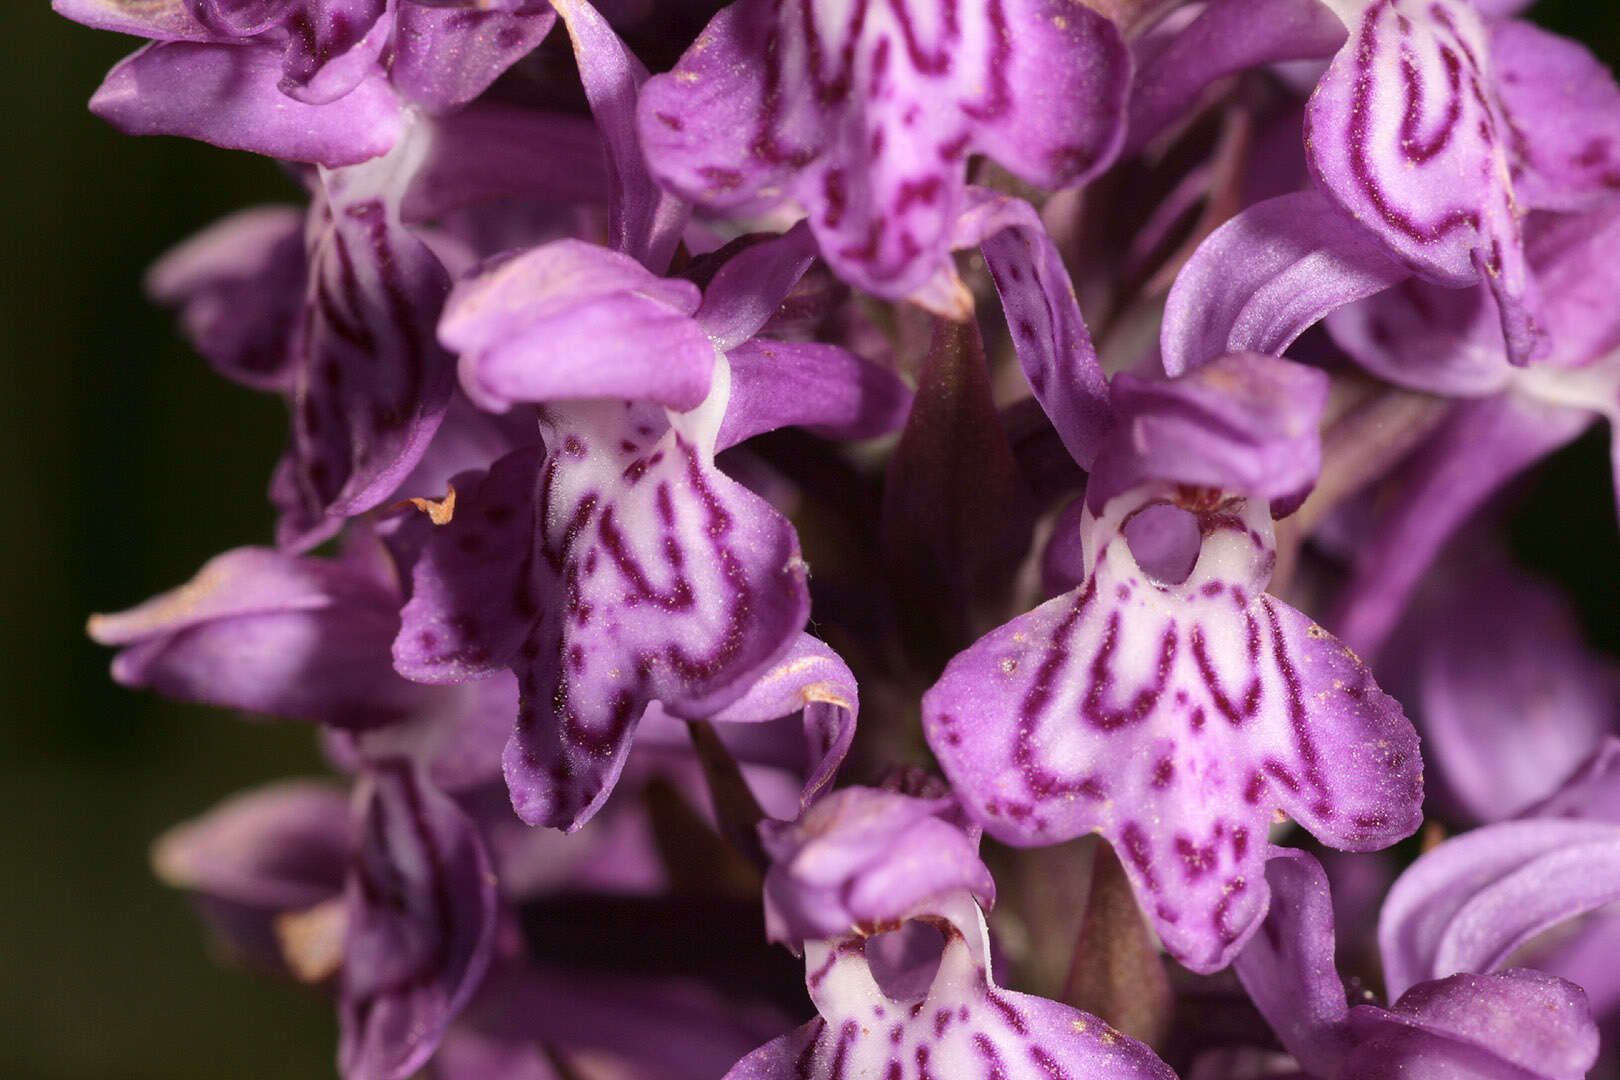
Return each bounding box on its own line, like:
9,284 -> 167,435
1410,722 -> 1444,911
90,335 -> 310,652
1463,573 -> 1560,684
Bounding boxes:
396,484 -> 457,525
677,70 -> 701,84
1071,1018 -> 1089,1033
1053,14 -> 1069,28
1001,658 -> 1018,674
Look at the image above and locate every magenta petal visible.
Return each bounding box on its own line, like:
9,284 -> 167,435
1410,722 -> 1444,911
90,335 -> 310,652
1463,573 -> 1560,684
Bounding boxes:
154,780 -> 351,910
502,390 -> 811,830
1126,0 -> 1344,154
1232,849 -> 1356,1077
340,673 -> 521,794
146,205 -> 306,393
153,780 -> 351,975
694,223 -> 819,352
1345,970 -> 1599,1080
53,0 -> 210,40
924,490 -> 1420,972
1330,392 -> 1593,658
728,895 -> 1175,1080
340,762 -> 497,1080
719,339 -> 912,450
1323,277 -> 1513,398
400,106 -> 607,225
1412,567 -> 1618,822
1378,818 -> 1620,1001
706,634 -> 859,807
1527,737 -> 1620,823
391,1 -> 557,111
89,547 -> 423,728
1087,353 -> 1330,513
1491,20 -> 1620,214
1306,0 -> 1545,364
953,188 -> 1113,468
440,239 -> 713,413
89,41 -> 402,166
277,0 -> 390,106
1328,201 -> 1620,395
394,447 -> 544,685
1161,190 -> 1409,377
553,0 -> 688,271
634,0 -> 807,216
973,0 -> 1129,189
287,137 -> 456,530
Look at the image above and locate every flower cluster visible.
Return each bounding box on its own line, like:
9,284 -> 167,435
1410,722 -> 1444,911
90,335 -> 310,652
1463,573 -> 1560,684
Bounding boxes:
65,0 -> 1620,1077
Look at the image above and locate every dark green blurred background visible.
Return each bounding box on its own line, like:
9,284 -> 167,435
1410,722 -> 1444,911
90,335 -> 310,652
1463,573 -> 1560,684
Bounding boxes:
4,3 -> 1618,1078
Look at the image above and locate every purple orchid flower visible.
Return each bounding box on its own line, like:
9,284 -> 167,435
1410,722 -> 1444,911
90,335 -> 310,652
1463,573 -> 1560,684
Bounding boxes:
635,0 -> 1132,302
151,779 -> 353,976
729,787 -> 1178,1080
924,352 -> 1422,973
758,786 -> 995,950
395,222 -> 907,830
151,762 -> 498,1080
145,105 -> 609,552
341,760 -> 498,1080
56,0 -> 555,164
1233,846 -> 1601,1080
1160,0 -> 1620,375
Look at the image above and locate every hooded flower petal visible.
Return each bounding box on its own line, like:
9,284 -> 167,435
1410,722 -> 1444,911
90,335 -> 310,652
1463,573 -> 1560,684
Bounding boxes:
759,787 -> 992,948
1378,818 -> 1620,1000
637,0 -> 1130,297
88,40 -> 403,165
719,339 -> 912,450
439,238 -> 714,414
1126,0 -> 1345,154
727,893 -> 1175,1080
88,547 -> 423,727
340,761 -> 498,1080
1306,0 -> 1543,363
1322,276 -> 1514,399
924,485 -> 1420,972
275,0 -> 391,107
693,223 -> 820,352
1087,352 -> 1330,515
1526,736 -> 1620,823
1328,199 -> 1620,399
